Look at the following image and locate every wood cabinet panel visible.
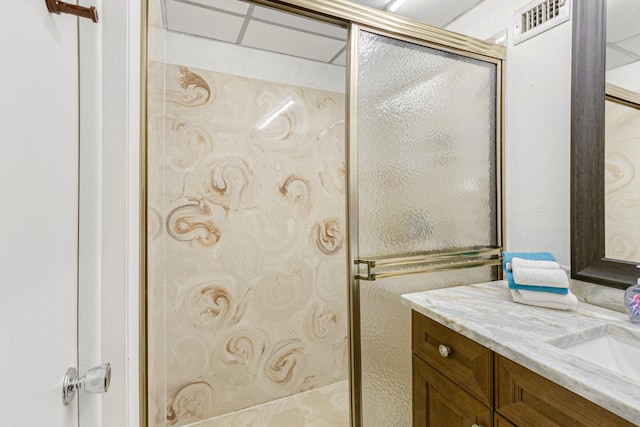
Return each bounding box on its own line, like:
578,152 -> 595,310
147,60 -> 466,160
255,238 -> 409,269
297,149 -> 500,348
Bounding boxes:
495,355 -> 635,427
413,355 -> 492,427
412,310 -> 636,427
412,311 -> 493,406
494,414 -> 516,427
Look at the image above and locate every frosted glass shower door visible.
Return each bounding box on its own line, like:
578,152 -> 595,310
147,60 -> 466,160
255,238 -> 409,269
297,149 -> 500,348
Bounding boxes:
350,28 -> 501,426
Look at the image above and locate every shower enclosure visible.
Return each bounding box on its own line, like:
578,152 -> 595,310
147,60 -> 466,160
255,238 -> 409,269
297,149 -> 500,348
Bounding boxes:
143,1 -> 504,426
350,27 -> 501,426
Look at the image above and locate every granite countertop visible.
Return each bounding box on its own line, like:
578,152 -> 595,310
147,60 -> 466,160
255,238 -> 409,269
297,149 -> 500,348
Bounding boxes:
401,280 -> 640,425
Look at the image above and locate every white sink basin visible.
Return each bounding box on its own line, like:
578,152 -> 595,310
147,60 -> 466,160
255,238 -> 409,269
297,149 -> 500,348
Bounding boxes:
556,326 -> 640,381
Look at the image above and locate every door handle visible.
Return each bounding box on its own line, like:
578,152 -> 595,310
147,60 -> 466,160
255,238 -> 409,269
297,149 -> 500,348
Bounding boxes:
62,363 -> 111,405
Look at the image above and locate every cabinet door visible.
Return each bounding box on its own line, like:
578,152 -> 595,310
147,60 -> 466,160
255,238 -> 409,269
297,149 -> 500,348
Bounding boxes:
413,355 -> 492,427
495,355 -> 635,427
494,414 -> 516,427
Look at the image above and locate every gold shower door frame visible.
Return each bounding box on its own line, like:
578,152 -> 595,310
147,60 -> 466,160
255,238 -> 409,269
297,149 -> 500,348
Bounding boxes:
139,1 -> 505,426
347,24 -> 504,427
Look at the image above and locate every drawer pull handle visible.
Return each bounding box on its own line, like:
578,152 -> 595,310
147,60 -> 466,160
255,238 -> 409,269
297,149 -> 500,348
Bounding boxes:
472,424 -> 482,427
438,344 -> 451,357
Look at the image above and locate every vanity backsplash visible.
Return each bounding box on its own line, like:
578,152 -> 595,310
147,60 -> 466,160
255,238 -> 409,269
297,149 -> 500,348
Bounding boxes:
570,278 -> 625,313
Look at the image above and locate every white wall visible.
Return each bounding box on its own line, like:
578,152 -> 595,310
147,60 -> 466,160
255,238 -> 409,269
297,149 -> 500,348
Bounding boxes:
159,31 -> 346,93
447,0 -> 573,266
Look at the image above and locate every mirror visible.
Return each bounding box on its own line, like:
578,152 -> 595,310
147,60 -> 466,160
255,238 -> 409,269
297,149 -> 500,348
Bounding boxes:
605,91 -> 640,262
571,0 -> 639,288
604,0 -> 640,262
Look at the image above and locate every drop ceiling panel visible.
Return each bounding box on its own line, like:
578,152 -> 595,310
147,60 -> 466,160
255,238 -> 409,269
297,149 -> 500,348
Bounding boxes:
348,0 -> 389,9
166,0 -> 245,42
181,0 -> 250,15
350,0 -> 485,26
606,0 -> 640,42
242,20 -> 346,63
333,50 -> 347,66
607,60 -> 640,91
395,0 -> 483,27
606,46 -> 638,71
617,34 -> 640,57
252,5 -> 347,39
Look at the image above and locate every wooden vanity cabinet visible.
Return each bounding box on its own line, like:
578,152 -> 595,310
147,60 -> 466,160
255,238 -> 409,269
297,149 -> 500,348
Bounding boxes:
413,355 -> 492,427
493,414 -> 516,427
411,310 -> 635,427
412,311 -> 493,427
495,355 -> 636,427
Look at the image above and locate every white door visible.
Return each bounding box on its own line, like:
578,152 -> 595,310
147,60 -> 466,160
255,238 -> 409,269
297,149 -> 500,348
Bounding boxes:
0,2 -> 80,426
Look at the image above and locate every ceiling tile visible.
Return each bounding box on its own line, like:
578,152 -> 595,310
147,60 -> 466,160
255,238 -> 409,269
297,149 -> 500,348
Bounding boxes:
333,50 -> 347,66
395,0 -> 483,27
242,20 -> 347,63
251,5 -> 347,39
166,0 -> 245,43
617,34 -> 640,57
182,0 -> 250,15
606,60 -> 640,92
352,0 -> 390,8
606,0 -> 640,43
606,46 -> 638,71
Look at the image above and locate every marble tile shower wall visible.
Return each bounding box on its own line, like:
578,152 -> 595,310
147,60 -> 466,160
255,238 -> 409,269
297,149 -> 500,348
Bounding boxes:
147,61 -> 348,426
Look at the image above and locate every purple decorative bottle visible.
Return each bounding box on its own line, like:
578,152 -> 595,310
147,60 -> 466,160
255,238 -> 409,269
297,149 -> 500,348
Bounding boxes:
624,279 -> 640,325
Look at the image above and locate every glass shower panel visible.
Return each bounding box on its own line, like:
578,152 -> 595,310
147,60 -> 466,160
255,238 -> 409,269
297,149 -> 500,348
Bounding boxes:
357,31 -> 497,257
355,30 -> 498,426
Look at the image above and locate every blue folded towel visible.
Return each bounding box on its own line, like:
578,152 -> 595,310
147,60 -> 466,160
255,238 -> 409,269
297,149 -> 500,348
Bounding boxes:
502,251 -> 569,295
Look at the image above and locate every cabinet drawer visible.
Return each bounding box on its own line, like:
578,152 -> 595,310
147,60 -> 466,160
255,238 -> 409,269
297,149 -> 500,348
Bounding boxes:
412,311 -> 493,406
495,355 -> 636,427
413,355 -> 492,427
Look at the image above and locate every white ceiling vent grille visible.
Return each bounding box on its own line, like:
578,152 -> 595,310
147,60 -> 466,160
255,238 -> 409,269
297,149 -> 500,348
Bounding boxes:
522,0 -> 561,32
513,0 -> 571,45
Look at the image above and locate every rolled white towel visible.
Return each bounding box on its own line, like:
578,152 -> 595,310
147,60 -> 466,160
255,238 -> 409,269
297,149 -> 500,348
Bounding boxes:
512,266 -> 569,289
511,257 -> 561,270
511,289 -> 579,310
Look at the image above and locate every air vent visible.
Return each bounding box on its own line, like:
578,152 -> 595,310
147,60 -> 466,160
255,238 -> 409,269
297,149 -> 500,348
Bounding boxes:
522,0 -> 561,32
513,0 -> 570,45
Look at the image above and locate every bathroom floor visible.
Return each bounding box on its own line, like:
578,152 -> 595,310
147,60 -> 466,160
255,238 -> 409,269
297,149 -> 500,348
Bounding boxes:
187,381 -> 350,427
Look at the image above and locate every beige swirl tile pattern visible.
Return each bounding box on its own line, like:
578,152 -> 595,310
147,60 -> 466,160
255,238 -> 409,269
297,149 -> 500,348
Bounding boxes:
604,100 -> 640,262
191,381 -> 349,427
147,61 -> 347,426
